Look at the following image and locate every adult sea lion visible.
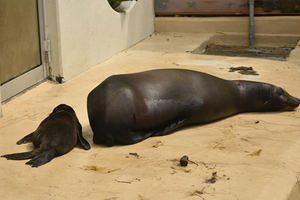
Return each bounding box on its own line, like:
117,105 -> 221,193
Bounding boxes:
1,104 -> 91,167
87,69 -> 299,146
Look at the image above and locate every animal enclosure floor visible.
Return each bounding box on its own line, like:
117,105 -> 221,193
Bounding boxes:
1,32 -> 300,200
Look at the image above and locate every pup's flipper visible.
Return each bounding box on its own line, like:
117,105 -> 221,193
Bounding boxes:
1,151 -> 34,160
26,149 -> 57,168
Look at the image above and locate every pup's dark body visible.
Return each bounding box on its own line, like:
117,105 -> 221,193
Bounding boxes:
2,104 -> 90,167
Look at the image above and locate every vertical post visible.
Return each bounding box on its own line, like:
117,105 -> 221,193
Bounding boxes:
249,0 -> 255,46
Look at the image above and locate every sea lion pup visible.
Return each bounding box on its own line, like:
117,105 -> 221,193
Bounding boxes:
1,104 -> 91,167
87,69 -> 300,146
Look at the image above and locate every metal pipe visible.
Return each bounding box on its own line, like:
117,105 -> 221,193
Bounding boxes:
249,0 -> 255,46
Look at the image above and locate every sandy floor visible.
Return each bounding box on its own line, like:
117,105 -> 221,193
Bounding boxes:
1,33 -> 300,200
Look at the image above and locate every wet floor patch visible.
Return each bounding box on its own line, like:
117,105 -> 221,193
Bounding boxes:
200,44 -> 294,61
229,66 -> 259,76
83,165 -> 120,173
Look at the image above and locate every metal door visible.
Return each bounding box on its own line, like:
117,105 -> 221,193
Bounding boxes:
0,0 -> 46,102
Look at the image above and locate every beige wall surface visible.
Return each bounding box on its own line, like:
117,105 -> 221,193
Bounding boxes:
155,16 -> 300,35
45,0 -> 155,82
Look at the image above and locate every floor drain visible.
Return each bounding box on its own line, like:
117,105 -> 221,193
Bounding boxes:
200,44 -> 294,61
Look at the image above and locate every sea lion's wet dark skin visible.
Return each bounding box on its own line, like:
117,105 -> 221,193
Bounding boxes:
87,69 -> 299,146
1,104 -> 90,167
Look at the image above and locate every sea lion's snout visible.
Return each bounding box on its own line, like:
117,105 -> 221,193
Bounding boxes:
284,96 -> 300,111
290,97 -> 300,108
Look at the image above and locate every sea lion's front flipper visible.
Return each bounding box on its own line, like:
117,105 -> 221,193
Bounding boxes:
16,132 -> 34,145
77,131 -> 91,150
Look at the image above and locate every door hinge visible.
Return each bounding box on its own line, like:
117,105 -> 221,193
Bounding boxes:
44,39 -> 51,64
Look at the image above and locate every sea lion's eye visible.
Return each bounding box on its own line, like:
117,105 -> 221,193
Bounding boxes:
277,88 -> 285,96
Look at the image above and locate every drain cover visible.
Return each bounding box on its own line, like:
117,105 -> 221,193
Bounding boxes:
201,44 -> 293,61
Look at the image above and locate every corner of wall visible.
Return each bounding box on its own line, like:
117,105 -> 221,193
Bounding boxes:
44,0 -> 63,82
45,0 -> 155,82
287,40 -> 300,66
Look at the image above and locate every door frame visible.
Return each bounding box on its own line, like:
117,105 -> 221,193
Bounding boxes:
1,0 -> 47,102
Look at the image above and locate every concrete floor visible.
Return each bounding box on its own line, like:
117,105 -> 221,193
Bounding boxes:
1,32 -> 300,200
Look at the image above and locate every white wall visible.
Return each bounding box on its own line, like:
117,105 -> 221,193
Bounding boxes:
45,0 -> 155,81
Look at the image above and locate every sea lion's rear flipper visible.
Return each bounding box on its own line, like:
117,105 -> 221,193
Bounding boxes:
26,149 -> 57,168
1,151 -> 34,160
77,131 -> 91,150
16,132 -> 34,145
